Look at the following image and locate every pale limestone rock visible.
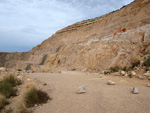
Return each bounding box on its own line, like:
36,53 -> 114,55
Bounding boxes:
131,71 -> 137,76
99,74 -> 103,78
107,80 -> 115,85
137,75 -> 144,80
76,85 -> 86,94
143,73 -> 150,77
17,76 -> 22,79
27,78 -> 31,81
120,71 -> 126,76
132,87 -> 139,94
0,67 -> 6,72
112,72 -> 119,76
147,83 -> 150,87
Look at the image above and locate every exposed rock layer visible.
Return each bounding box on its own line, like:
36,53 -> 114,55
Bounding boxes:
0,0 -> 150,72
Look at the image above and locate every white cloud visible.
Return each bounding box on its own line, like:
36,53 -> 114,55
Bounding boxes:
0,0 -> 134,52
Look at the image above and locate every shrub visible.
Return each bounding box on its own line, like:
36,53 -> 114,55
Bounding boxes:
0,95 -> 9,111
0,74 -> 21,98
3,107 -> 13,113
3,74 -> 22,87
24,87 -> 50,108
144,56 -> 150,67
0,80 -> 13,98
128,74 -> 132,78
132,61 -> 140,69
145,68 -> 149,72
122,66 -> 127,71
110,66 -> 120,72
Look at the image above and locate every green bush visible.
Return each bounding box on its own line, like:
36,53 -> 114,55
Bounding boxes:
122,66 -> 127,71
0,95 -> 9,111
3,74 -> 22,87
0,80 -> 13,98
24,87 -> 50,108
145,68 -> 149,71
144,56 -> 150,67
110,66 -> 120,72
0,74 -> 21,98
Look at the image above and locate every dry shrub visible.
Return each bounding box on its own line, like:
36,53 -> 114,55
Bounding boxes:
24,87 -> 50,108
144,56 -> 150,67
17,104 -> 32,113
3,74 -> 22,87
110,66 -> 120,72
0,94 -> 9,111
0,74 -> 21,98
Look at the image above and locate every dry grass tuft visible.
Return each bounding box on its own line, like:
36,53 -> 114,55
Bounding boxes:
24,87 -> 50,108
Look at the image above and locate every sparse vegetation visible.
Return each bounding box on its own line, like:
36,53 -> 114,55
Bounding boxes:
0,80 -> 13,98
0,74 -> 22,98
145,68 -> 150,72
128,74 -> 132,78
24,87 -> 50,108
3,74 -> 22,87
17,104 -> 32,113
0,95 -> 9,111
122,66 -> 127,71
144,56 -> 150,67
110,66 -> 120,72
3,107 -> 13,113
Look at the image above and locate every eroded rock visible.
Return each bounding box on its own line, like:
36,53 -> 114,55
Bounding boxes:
132,87 -> 139,94
107,80 -> 115,85
76,85 -> 86,94
147,83 -> 150,87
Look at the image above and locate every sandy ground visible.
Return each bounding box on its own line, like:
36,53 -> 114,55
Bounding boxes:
26,71 -> 150,113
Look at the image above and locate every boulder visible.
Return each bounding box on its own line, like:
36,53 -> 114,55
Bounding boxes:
76,85 -> 86,94
107,80 -> 115,85
132,87 -> 139,94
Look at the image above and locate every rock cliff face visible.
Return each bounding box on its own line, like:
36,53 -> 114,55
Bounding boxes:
0,0 -> 150,72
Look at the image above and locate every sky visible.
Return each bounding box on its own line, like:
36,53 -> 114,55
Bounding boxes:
0,0 -> 134,52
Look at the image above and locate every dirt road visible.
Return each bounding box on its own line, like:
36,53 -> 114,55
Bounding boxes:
27,71 -> 150,113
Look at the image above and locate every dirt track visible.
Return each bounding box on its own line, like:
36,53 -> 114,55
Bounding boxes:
27,71 -> 150,113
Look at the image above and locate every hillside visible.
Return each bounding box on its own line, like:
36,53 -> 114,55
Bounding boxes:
0,0 -> 150,73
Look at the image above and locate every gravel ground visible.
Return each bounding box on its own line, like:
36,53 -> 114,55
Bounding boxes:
26,72 -> 150,113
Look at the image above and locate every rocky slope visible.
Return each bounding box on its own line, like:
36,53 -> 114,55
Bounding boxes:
0,0 -> 150,72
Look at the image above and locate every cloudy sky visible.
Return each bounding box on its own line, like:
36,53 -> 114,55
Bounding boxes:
0,0 -> 134,52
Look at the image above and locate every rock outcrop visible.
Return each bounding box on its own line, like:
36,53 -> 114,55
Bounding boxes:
0,0 -> 150,72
